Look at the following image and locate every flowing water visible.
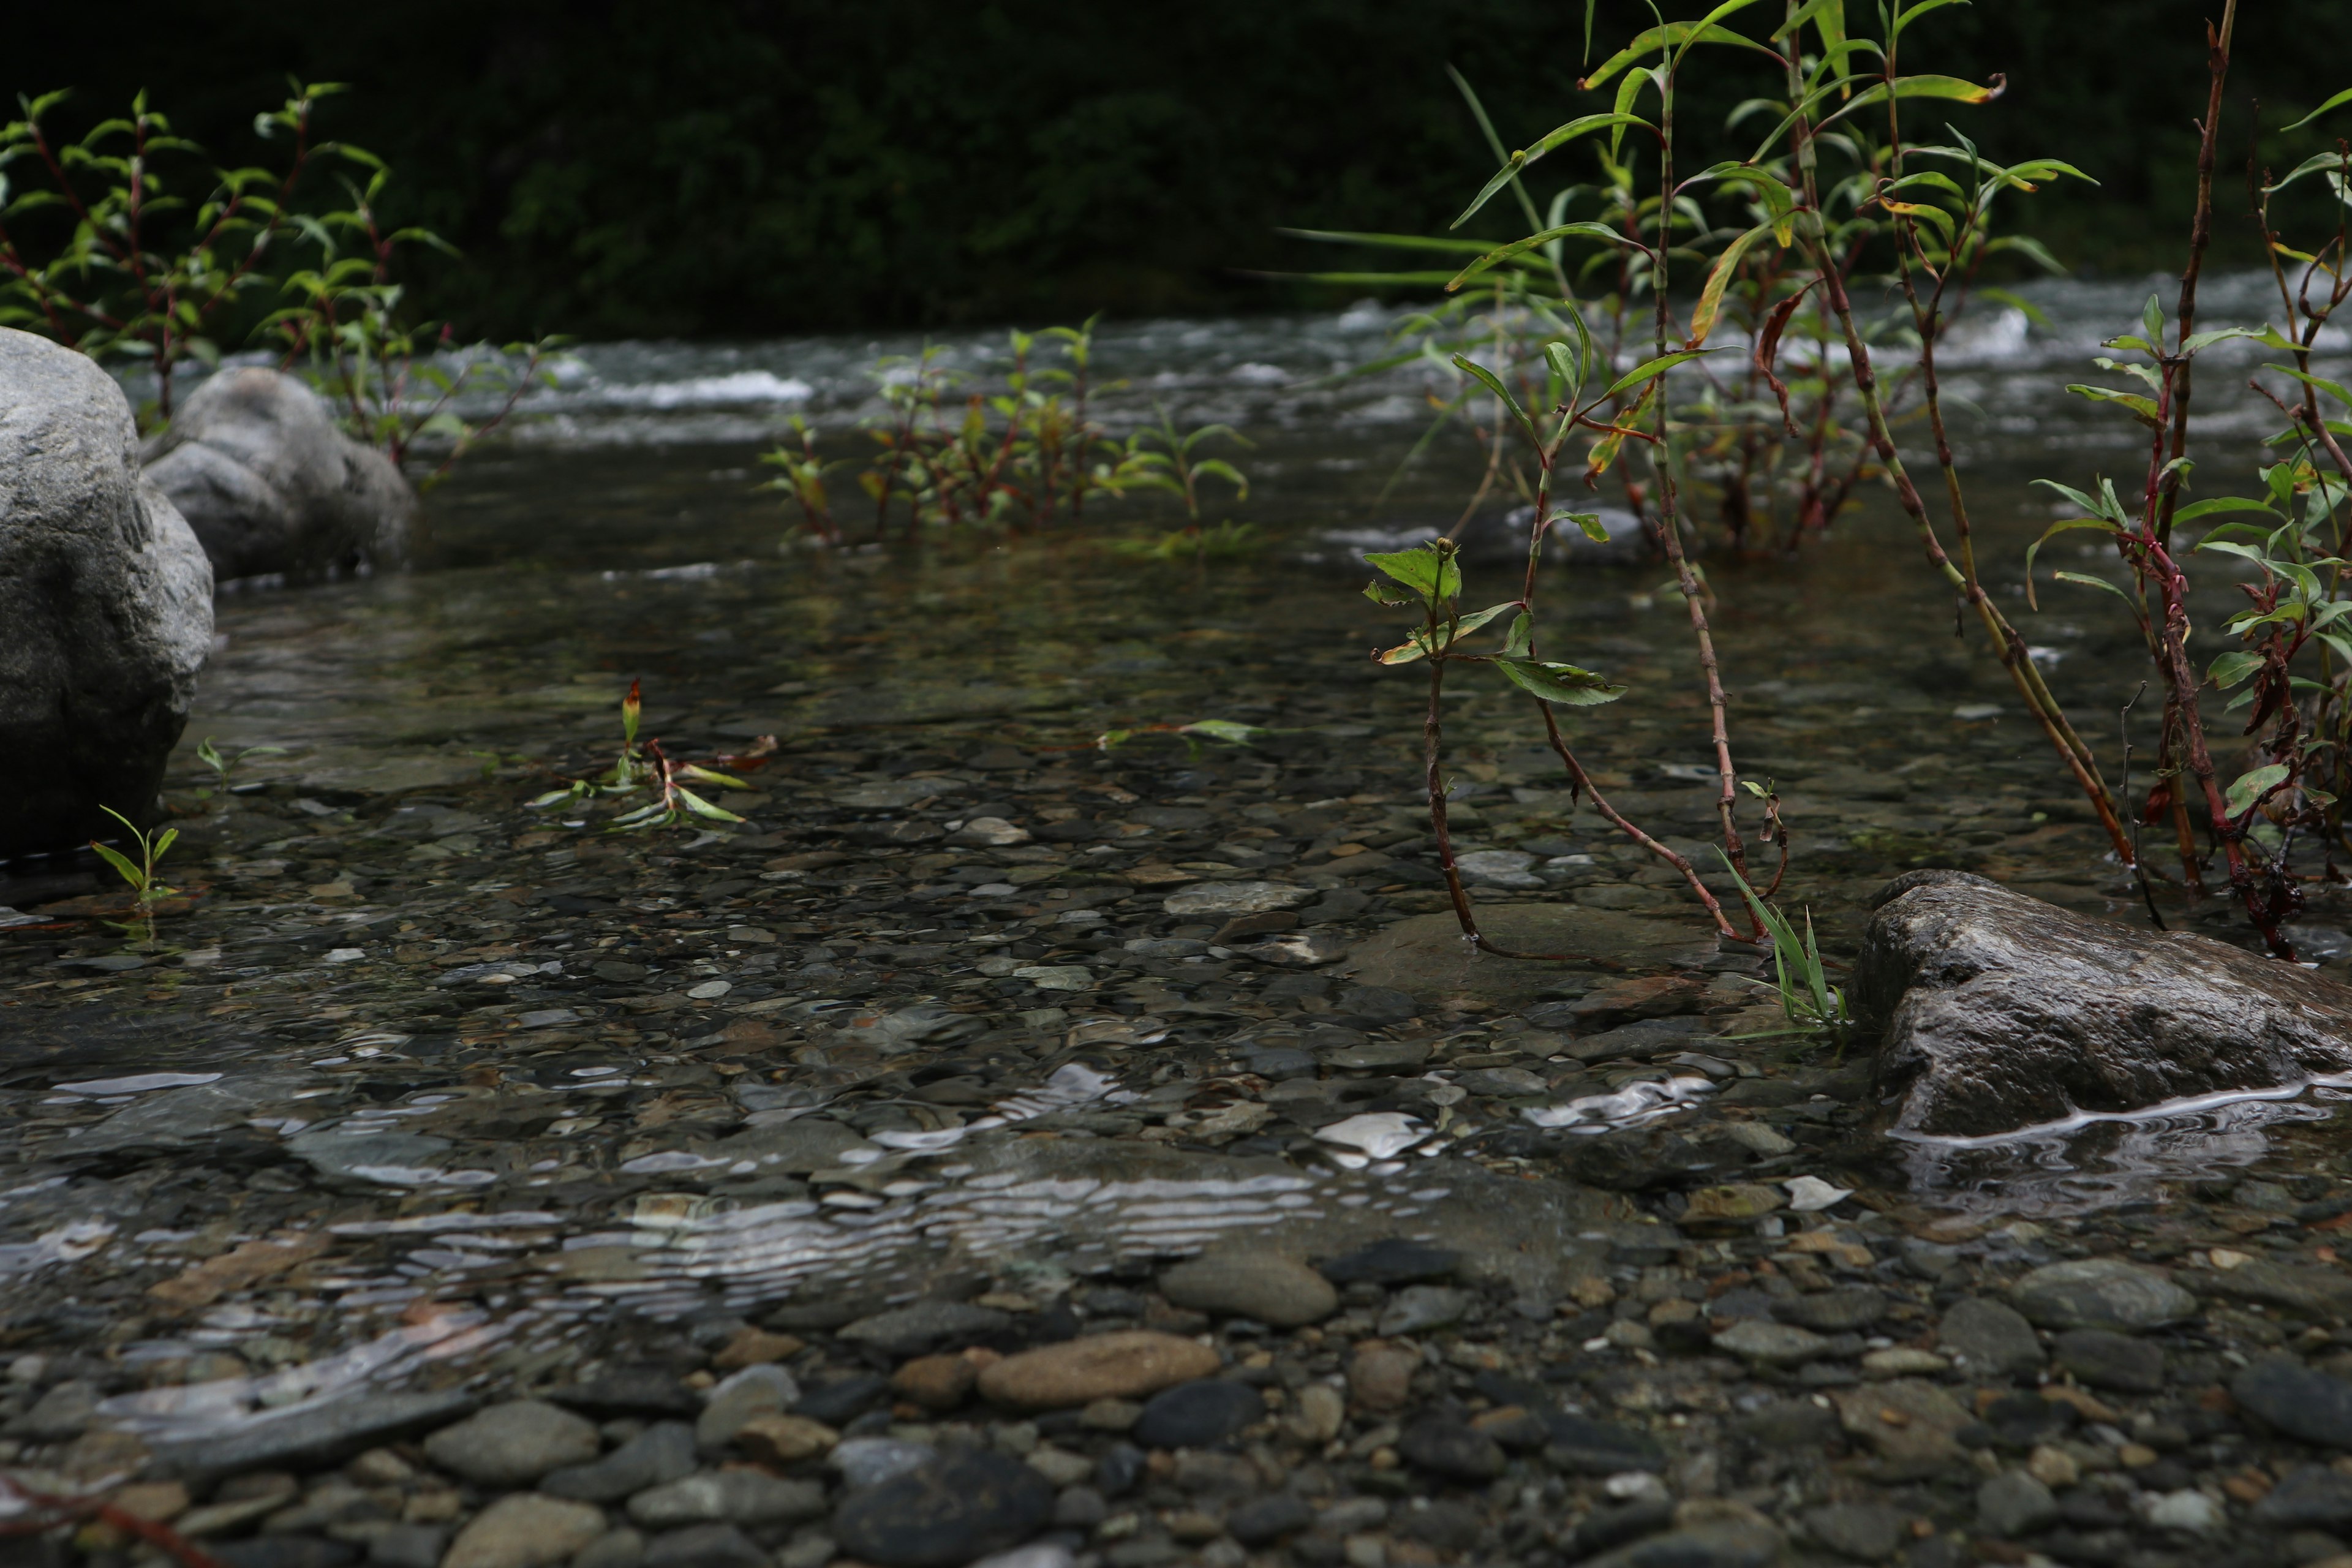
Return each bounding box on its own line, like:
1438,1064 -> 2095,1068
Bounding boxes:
6,273 -> 2351,1441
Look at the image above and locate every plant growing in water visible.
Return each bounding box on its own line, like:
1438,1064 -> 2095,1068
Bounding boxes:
89,805 -> 177,916
194,736 -> 288,797
1719,848 -> 1849,1039
529,680 -> 762,832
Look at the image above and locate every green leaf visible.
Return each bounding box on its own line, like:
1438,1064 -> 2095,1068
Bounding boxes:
1502,611 -> 1536,658
1178,720 -> 1270,745
1445,221 -> 1634,287
1565,511 -> 1612,543
2268,364 -> 2352,409
674,786 -> 746,824
1366,544 -> 1460,601
527,789 -> 577,809
1580,21 -> 1779,90
1452,124 -> 1653,227
90,841 -> 142,888
1451,354 -> 1539,447
2286,88 -> 2352,132
2024,516 -> 2122,608
2225,763 -> 2291,818
1493,658 -> 1629,706
2052,570 -> 2143,611
2176,496 -> 2281,524
2207,650 -> 2264,689
2065,383 -> 2163,428
1379,600 -> 1522,663
1605,349 -> 1712,401
1687,222 -> 1777,349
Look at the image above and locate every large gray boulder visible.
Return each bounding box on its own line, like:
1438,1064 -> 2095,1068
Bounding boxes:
0,328 -> 213,854
143,367 -> 417,578
1857,869 -> 2352,1137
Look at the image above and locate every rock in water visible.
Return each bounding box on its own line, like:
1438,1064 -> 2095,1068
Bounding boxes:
143,367 -> 417,579
831,1449 -> 1055,1568
0,328 -> 212,855
1856,869 -> 2352,1136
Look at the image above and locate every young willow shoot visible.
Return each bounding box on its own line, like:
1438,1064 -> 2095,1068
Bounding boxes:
1718,850 -> 1849,1038
529,680 -> 762,833
90,805 -> 178,914
194,736 -> 288,797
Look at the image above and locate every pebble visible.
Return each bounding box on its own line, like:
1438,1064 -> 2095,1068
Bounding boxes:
543,1421 -> 698,1502
829,1449 -> 1057,1568
694,1364 -> 798,1453
441,1494 -> 608,1568
839,1300 -> 1012,1358
1227,1493 -> 1316,1545
2135,1488 -> 2224,1532
2252,1465 -> 2352,1528
1376,1284 -> 1469,1336
1162,881 -> 1314,916
890,1354 -> 979,1411
733,1413 -> 838,1464
572,1532 -> 644,1568
831,1437 -> 938,1492
625,1470 -> 827,1528
368,1525 -> 447,1568
1346,1341 -> 1419,1411
1860,1348 -> 1948,1378
976,1330 -> 1221,1410
1830,1381 -> 1973,1478
1396,1419 -> 1506,1481
1581,1523 -> 1782,1568
1800,1501 -> 1908,1561
2009,1257 -> 2196,1330
1156,1250 -> 1337,1326
156,1391 -> 480,1480
1131,1378 -> 1266,1448
1775,1286 -> 1885,1333
1936,1297 -> 2045,1377
640,1523 -> 768,1568
2233,1356 -> 2352,1448
2052,1327 -> 2165,1393
420,1402 -> 601,1488
1711,1320 -> 1831,1367
1975,1470 -> 2058,1537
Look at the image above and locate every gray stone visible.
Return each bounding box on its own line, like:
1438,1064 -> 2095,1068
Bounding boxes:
838,1300 -> 1011,1358
543,1423 -> 698,1502
829,1438 -> 937,1493
143,366 -> 416,579
1711,1320 -> 1833,1367
639,1525 -> 766,1568
1130,1379 -> 1267,1449
1376,1285 -> 1471,1336
2011,1258 -> 2195,1331
1161,881 -> 1315,916
2052,1329 -> 2165,1393
424,1401 -> 601,1488
1581,1523 -> 1782,1568
2233,1356 -> 2352,1448
154,1390 -> 478,1479
716,1116 -> 876,1173
365,1526 -> 445,1568
1776,1287 -> 1887,1333
1977,1471 -> 2059,1538
1158,1251 -> 1336,1327
0,327 -> 211,855
1858,870 -> 2352,1136
570,1532 -> 644,1568
1226,1494 -> 1314,1546
831,1449 -> 1057,1568
625,1471 -> 826,1529
4,1379 -> 97,1440
1801,1502 -> 1909,1561
2201,1260 -> 2352,1321
695,1365 -> 798,1454
2252,1466 -> 2352,1528
216,1542 -> 355,1568
1395,1419 -> 1506,1482
442,1495 -> 608,1568
1936,1297 -> 2045,1377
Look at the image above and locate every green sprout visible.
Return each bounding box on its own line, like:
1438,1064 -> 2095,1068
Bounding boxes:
1716,849 -> 1850,1042
195,736 -> 288,796
91,805 -> 178,914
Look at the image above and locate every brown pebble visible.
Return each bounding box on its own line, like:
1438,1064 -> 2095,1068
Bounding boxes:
891,1353 -> 979,1411
976,1330 -> 1221,1411
712,1327 -> 805,1372
1348,1340 -> 1419,1413
734,1412 -> 839,1464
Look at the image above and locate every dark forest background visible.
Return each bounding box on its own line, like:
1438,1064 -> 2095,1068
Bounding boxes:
13,1 -> 2350,341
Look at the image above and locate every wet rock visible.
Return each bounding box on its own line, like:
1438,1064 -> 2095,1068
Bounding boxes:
1376,1284 -> 1469,1336
1158,1250 -> 1336,1327
570,1532 -> 643,1568
442,1495 -> 607,1568
793,1373 -> 891,1427
1936,1297 -> 2045,1378
367,1525 -> 447,1568
1161,881 -> 1314,916
2233,1357 -> 2352,1447
2052,1329 -> 2165,1393
0,326 -> 212,856
830,1449 -> 1056,1568
695,1365 -> 798,1453
2010,1259 -> 2195,1331
1541,1412 -> 1666,1475
830,1437 -> 938,1492
550,1371 -> 701,1421
2201,1259 -> 2352,1320
1733,1401 -> 1842,1452
1342,905 -> 1716,1006
639,1525 -> 767,1568
156,1390 -> 478,1479
840,1300 -> 1012,1358
1776,1287 -> 1887,1333
543,1422 -> 698,1502
733,1414 -> 838,1466
1131,1379 -> 1265,1448
143,366 -> 417,578
1571,1499 -> 1676,1558
1319,1238 -> 1461,1285
1977,1471 -> 2059,1537
1801,1501 -> 1909,1561
2135,1489 -> 2223,1532
1398,1418 -> 1506,1481
6,1379 -> 97,1440
1831,1381 -> 1973,1478
2252,1465 -> 2352,1528
1711,1321 -> 1831,1368
1857,870 -> 2352,1135
1227,1493 -> 1314,1546
891,1355 -> 979,1412
423,1400 -> 601,1488
625,1471 -> 826,1529
1580,1523 -> 1781,1568
1346,1341 -> 1419,1412
718,1118 -> 875,1173
977,1330 -> 1221,1411
216,1541 -> 356,1568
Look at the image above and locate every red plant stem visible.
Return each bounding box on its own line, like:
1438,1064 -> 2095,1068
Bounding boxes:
2155,0 -> 2241,550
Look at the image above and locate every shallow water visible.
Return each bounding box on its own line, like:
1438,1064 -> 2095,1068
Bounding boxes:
10,277 -> 2352,1439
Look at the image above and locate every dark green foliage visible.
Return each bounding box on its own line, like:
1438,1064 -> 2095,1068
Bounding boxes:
10,1 -> 2347,340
